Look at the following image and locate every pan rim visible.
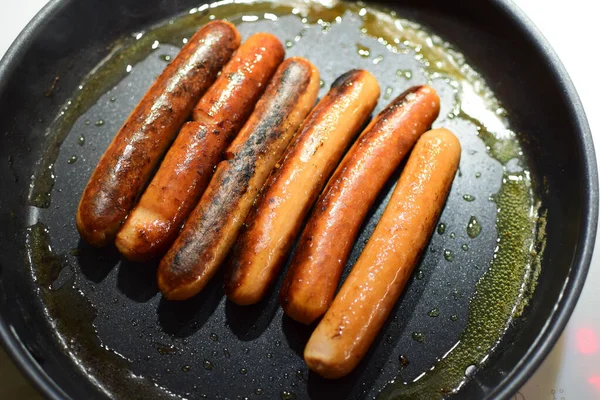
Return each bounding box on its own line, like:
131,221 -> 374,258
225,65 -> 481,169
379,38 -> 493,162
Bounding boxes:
0,3 -> 79,399
0,0 -> 596,399
477,1 -> 598,398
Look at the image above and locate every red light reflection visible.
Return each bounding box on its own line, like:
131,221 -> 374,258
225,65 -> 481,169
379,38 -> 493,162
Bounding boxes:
589,376 -> 600,392
577,328 -> 598,355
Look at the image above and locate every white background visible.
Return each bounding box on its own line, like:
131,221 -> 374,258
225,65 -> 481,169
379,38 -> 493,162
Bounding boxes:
0,1 -> 598,399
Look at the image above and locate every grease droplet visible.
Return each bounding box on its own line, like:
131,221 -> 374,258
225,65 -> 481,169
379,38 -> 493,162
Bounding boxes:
159,54 -> 172,62
443,249 -> 454,262
428,308 -> 440,317
95,119 -> 105,126
154,342 -> 177,355
467,216 -> 482,238
465,365 -> 477,378
67,156 -> 78,164
209,333 -> 218,341
356,44 -> 370,57
416,270 -> 424,280
399,355 -> 410,368
182,365 -> 191,372
383,86 -> 393,100
412,332 -> 425,343
280,390 -> 296,400
77,135 -> 85,145
240,368 -> 248,375
462,244 -> 469,251
437,223 -> 446,235
203,360 -> 213,370
396,69 -> 412,79
463,194 -> 476,202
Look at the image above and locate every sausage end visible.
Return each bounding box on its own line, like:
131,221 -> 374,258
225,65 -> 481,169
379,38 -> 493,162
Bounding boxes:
281,298 -> 324,325
225,288 -> 261,306
304,338 -> 355,379
206,20 -> 242,48
157,267 -> 206,301
76,205 -> 111,247
280,276 -> 328,325
115,207 -> 173,262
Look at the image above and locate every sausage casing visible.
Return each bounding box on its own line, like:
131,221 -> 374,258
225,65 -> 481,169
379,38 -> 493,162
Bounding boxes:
304,128 -> 461,379
76,21 -> 241,247
115,121 -> 224,261
115,33 -> 283,261
158,57 -> 320,300
225,70 -> 380,306
192,32 -> 284,126
280,85 -> 440,324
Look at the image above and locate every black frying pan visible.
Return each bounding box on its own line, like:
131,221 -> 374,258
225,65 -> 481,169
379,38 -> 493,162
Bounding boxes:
0,0 -> 596,399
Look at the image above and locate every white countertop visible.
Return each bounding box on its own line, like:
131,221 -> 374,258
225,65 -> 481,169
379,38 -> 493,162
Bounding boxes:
1,1 -> 599,399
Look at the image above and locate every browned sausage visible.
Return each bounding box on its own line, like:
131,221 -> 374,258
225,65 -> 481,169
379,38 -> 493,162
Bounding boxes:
192,33 -> 284,125
304,128 -> 461,379
280,85 -> 440,324
225,70 -> 380,306
76,21 -> 241,247
158,57 -> 320,300
114,122 -> 225,261
115,33 -> 284,261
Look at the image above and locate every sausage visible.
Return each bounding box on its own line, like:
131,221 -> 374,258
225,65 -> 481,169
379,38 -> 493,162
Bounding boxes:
192,33 -> 285,125
225,70 -> 380,306
280,85 -> 440,324
158,57 -> 320,300
115,33 -> 284,261
76,21 -> 240,247
304,128 -> 461,379
114,122 -> 224,261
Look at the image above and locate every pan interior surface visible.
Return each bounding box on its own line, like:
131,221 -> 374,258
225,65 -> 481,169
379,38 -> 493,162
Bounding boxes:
0,0 -> 592,399
22,1 -> 544,397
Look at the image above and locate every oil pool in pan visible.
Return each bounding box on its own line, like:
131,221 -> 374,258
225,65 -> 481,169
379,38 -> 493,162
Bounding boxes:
25,0 -> 545,398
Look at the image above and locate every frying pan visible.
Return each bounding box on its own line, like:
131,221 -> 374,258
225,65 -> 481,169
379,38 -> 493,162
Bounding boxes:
0,0 -> 596,399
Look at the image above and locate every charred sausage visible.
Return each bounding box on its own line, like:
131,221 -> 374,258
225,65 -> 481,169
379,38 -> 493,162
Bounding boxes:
115,33 -> 284,261
158,57 -> 320,300
76,21 -> 241,247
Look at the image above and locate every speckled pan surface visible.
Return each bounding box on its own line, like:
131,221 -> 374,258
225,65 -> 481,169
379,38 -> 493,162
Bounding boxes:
0,0 -> 596,399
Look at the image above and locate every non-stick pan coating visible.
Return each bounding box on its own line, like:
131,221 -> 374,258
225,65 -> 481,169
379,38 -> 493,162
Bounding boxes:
0,0 -> 596,399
